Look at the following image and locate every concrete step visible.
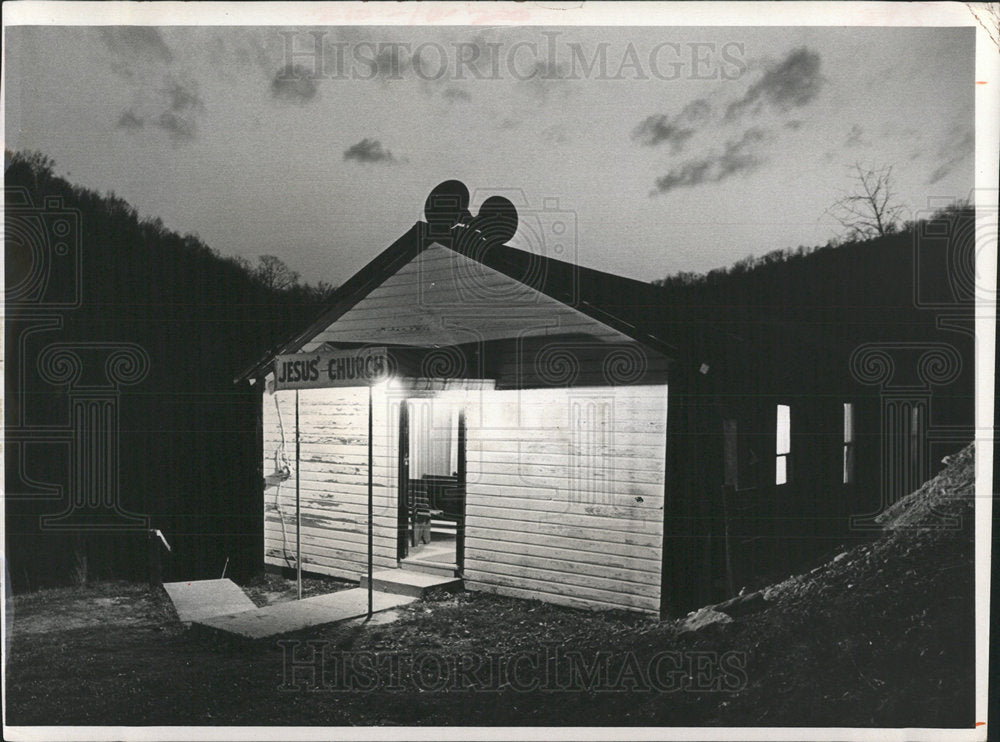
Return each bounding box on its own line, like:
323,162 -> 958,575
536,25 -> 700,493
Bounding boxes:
163,578 -> 257,623
192,588 -> 416,641
360,568 -> 462,597
399,558 -> 459,578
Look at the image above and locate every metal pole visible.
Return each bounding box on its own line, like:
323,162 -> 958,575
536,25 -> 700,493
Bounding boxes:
367,384 -> 374,619
296,389 -> 302,601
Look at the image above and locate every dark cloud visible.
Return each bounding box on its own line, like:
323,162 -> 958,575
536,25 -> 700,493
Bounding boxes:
653,160 -> 713,194
343,138 -> 396,164
117,109 -> 145,131
165,79 -> 203,113
99,27 -> 174,65
632,115 -> 695,152
927,163 -> 953,186
443,86 -> 472,103
785,119 -> 804,131
681,99 -> 712,124
632,99 -> 712,152
156,111 -> 197,143
652,127 -> 771,195
99,29 -> 206,142
927,128 -> 974,185
114,85 -> 202,142
715,128 -> 769,177
271,64 -> 318,104
153,80 -> 203,141
844,124 -> 870,148
726,47 -> 824,121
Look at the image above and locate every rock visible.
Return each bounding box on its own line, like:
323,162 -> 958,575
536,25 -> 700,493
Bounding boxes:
679,607 -> 733,633
712,590 -> 766,618
763,575 -> 800,602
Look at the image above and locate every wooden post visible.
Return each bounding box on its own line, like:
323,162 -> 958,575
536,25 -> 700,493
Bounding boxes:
397,400 -> 410,562
367,385 -> 374,619
296,389 -> 302,601
456,410 -> 466,575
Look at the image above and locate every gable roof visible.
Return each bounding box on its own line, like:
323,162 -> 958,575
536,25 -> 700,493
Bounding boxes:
235,221 -> 679,383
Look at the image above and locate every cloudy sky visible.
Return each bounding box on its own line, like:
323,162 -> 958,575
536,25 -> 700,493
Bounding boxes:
4,23 -> 975,282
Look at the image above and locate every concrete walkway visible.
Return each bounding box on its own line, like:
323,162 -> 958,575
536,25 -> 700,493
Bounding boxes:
192,587 -> 417,640
163,579 -> 257,623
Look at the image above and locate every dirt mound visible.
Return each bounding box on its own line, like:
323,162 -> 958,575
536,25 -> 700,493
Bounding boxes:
735,441 -> 975,608
655,440 -> 977,726
876,442 -> 975,530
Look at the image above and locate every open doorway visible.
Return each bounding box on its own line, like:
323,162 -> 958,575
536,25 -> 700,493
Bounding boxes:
397,397 -> 465,574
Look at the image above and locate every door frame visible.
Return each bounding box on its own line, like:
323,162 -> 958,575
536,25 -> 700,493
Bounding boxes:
455,408 -> 466,574
396,399 -> 410,561
395,395 -> 467,570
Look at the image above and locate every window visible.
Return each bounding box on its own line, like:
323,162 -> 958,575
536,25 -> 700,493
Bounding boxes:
775,404 -> 791,485
842,403 -> 855,484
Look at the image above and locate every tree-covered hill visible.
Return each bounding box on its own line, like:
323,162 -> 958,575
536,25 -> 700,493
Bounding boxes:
5,150 -> 334,589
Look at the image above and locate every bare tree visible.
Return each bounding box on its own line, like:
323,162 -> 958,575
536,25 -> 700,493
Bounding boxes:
827,162 -> 906,241
254,254 -> 300,291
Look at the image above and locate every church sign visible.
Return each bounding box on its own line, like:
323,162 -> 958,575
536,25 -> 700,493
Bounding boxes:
273,347 -> 390,390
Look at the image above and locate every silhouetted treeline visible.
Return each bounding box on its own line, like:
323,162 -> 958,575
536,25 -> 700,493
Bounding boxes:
5,150 -> 335,591
653,202 -> 974,310
650,203 -> 976,350
649,201 -> 976,443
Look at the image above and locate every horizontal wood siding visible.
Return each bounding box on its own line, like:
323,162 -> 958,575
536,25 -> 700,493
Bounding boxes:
464,384 -> 668,614
259,375 -> 667,614
261,380 -> 399,581
301,244 -> 632,350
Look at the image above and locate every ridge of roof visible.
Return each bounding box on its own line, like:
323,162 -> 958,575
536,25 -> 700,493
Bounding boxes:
234,222 -> 677,383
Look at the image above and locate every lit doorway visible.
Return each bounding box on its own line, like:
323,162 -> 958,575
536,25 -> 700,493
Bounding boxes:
397,397 -> 465,573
